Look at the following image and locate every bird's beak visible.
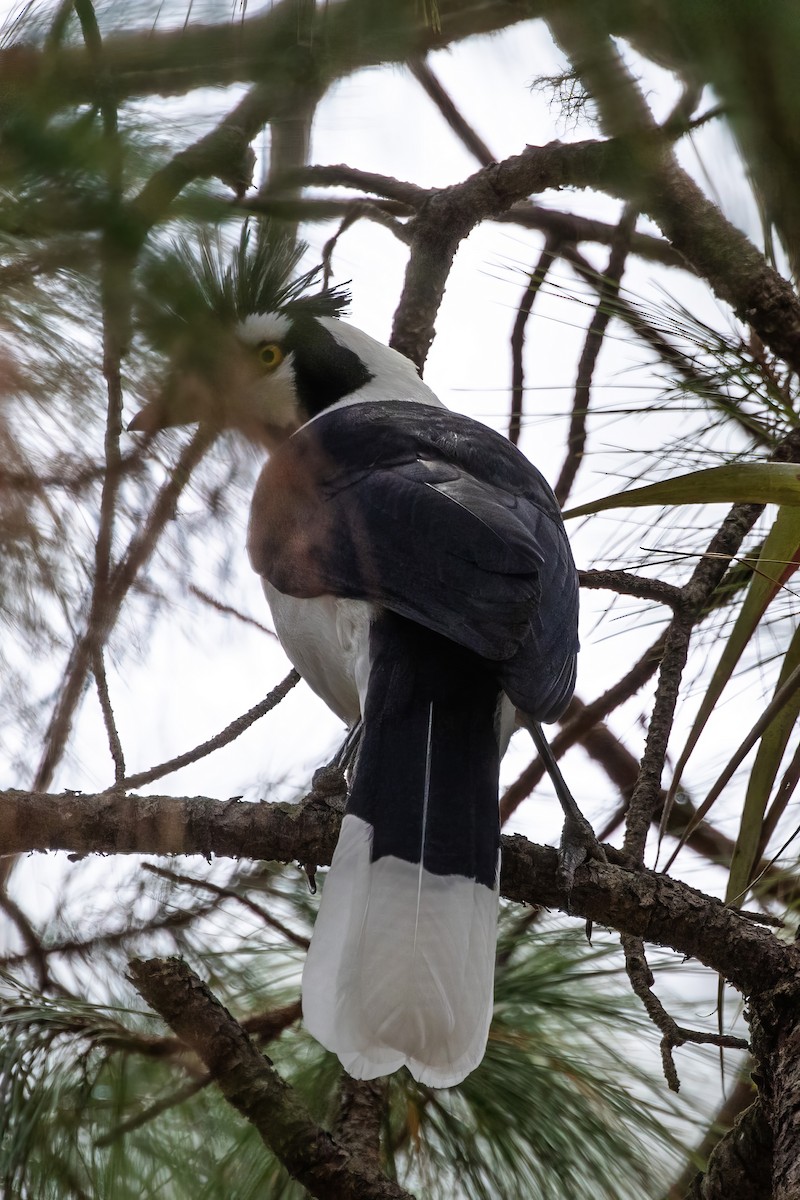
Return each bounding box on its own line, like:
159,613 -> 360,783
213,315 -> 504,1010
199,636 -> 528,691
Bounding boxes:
128,369 -> 210,434
128,396 -> 170,433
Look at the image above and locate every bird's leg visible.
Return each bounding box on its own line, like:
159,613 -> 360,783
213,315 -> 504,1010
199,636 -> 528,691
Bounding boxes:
518,714 -> 606,898
332,718 -> 363,777
311,721 -> 363,812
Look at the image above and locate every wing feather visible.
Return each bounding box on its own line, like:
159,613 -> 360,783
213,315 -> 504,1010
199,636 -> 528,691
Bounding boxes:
248,400 -> 579,717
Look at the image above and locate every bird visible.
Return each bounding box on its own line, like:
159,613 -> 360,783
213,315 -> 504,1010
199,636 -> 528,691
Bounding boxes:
131,228 -> 589,1088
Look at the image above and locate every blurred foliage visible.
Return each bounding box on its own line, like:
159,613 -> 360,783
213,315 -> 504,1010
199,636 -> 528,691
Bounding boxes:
0,862 -> 698,1199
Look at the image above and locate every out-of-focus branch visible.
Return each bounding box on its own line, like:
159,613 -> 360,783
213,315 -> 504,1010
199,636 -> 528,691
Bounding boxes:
0,0 -> 541,110
499,202 -> 687,268
142,863 -> 310,950
547,5 -> 658,141
95,999 -> 302,1148
408,57 -> 494,167
31,427 -> 215,796
255,0 -> 319,247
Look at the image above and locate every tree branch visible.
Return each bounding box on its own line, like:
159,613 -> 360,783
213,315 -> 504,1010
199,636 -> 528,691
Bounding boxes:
31,427 -> 214,795
384,135 -> 800,372
102,669 -> 300,794
1,0 -> 541,110
4,785 -> 798,1003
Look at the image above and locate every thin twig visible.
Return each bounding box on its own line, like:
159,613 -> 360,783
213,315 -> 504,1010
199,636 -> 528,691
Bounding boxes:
278,162 -> 430,208
188,584 -> 278,638
578,569 -> 685,608
554,203 -> 638,506
0,893 -> 225,973
95,1075 -> 211,1146
96,996 -> 303,1147
102,669 -> 299,794
0,448 -> 147,493
408,57 -> 494,167
621,933 -> 748,1093
509,235 -> 560,445
142,862 -> 309,949
32,428 -> 215,797
0,895 -> 55,993
92,648 -> 126,784
756,734 -> 800,861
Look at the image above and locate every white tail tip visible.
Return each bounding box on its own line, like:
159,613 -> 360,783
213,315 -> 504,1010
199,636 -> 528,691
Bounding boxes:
302,814 -> 499,1088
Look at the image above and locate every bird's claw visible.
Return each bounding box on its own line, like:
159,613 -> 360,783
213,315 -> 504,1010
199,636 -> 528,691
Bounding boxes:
558,810 -> 606,910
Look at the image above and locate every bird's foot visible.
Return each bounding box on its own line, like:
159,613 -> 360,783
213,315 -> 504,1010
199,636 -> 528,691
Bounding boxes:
310,764 -> 348,810
558,809 -> 606,908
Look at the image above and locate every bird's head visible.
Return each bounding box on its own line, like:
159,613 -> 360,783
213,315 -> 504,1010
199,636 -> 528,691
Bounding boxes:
131,226 -> 435,448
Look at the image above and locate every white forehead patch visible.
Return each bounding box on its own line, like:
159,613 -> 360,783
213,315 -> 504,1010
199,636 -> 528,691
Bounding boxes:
236,311 -> 291,345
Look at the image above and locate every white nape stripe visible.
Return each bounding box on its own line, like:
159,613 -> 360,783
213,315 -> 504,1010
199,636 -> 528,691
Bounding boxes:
316,317 -> 443,411
302,814 -> 500,1088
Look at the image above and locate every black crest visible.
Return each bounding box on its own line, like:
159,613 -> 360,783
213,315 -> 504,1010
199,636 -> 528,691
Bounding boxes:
139,222 -> 351,351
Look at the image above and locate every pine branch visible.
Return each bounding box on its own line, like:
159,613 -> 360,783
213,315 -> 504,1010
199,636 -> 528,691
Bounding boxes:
2,782 -> 797,1002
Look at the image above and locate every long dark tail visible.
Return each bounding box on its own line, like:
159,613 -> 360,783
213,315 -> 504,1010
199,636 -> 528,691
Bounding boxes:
302,612 -> 502,1087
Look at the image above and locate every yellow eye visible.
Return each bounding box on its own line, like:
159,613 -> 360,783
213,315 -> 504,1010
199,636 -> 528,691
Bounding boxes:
258,342 -> 284,370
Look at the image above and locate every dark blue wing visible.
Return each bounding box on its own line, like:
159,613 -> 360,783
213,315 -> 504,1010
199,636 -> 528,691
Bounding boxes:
247,400 -> 578,720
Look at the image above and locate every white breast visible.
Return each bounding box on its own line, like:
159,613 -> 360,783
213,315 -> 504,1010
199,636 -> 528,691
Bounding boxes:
262,582 -> 374,726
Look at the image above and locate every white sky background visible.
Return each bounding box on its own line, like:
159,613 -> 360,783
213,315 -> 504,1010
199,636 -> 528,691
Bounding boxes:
2,2 -> 784,1145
